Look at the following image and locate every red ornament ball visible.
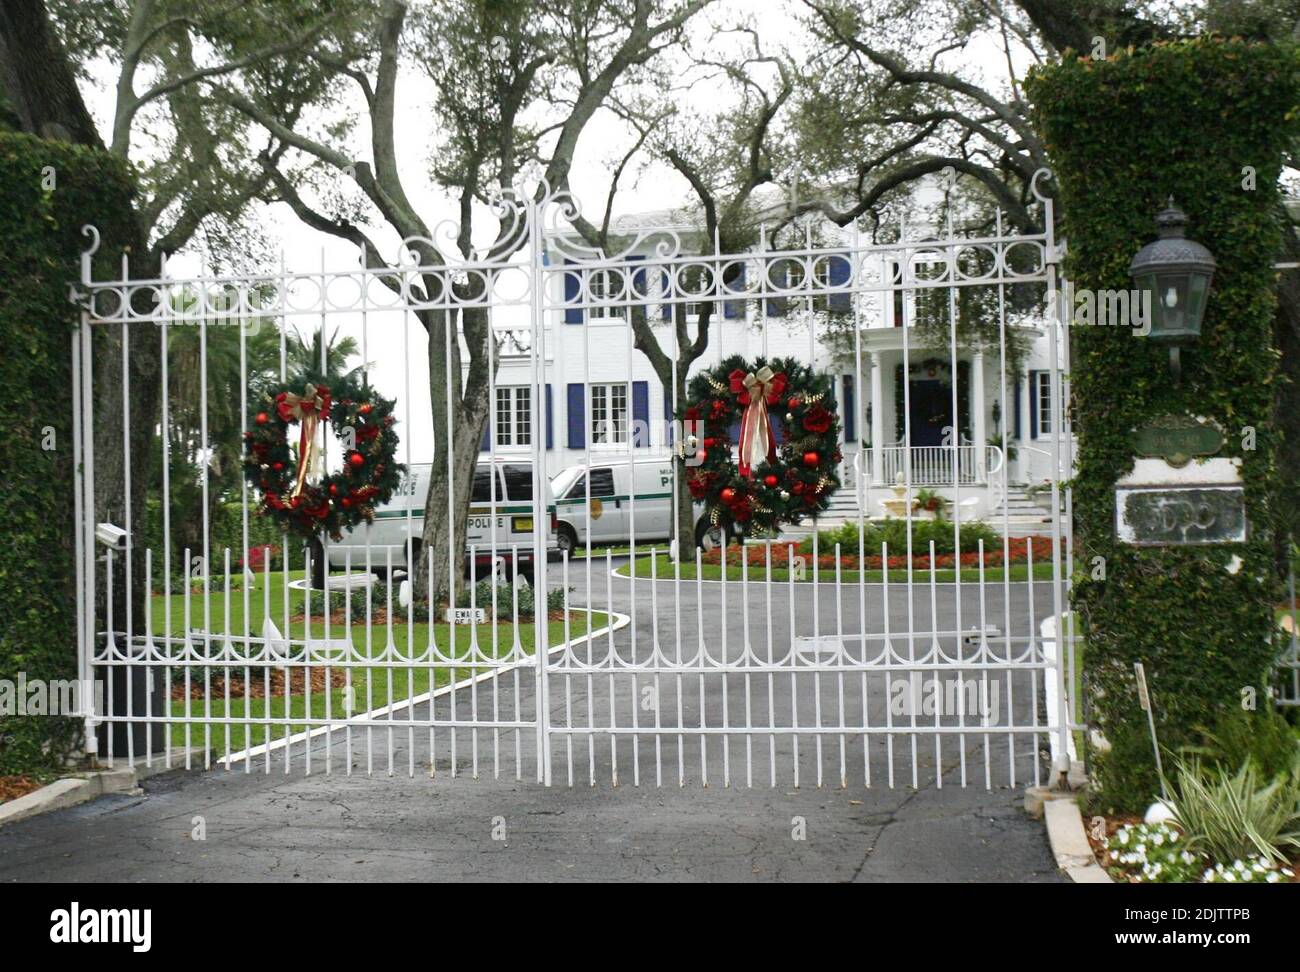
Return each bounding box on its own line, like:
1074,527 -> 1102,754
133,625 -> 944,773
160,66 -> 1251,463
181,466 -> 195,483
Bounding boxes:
255,412 -> 269,425
341,498 -> 352,508
802,451 -> 819,467
720,487 -> 736,504
763,474 -> 778,488
787,398 -> 800,409
358,403 -> 373,415
272,462 -> 283,471
348,452 -> 365,468
329,484 -> 338,495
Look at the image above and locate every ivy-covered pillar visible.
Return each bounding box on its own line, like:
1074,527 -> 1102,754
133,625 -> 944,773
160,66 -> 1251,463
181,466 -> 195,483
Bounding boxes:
1027,39 -> 1300,811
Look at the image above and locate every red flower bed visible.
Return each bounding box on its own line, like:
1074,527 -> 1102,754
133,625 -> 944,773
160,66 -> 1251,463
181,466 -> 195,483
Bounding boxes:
700,535 -> 1058,570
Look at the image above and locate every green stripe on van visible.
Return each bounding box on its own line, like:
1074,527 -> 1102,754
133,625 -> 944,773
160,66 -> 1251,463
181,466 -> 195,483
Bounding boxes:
555,492 -> 673,507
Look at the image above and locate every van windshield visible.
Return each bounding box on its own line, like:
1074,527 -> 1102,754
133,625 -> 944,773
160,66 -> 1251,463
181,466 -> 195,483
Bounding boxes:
551,465 -> 582,498
502,464 -> 533,501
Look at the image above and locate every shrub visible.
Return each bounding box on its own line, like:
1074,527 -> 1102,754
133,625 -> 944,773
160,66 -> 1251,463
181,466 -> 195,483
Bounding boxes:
1028,39 -> 1300,811
0,134 -> 136,775
1166,758 -> 1300,866
1184,707 -> 1300,780
806,518 -> 1002,557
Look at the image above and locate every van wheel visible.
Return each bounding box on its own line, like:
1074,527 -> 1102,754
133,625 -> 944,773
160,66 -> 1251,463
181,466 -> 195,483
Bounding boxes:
694,517 -> 740,552
556,524 -> 577,557
308,536 -> 327,590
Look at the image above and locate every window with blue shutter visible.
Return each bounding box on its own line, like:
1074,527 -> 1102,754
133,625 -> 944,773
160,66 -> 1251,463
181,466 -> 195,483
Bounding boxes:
1013,381 -> 1022,440
480,418 -> 491,452
664,391 -> 674,444
843,373 -> 856,441
828,254 -> 851,313
661,270 -> 674,321
632,381 -> 650,447
566,383 -> 585,448
1028,372 -> 1039,439
563,260 -> 583,324
723,265 -> 746,319
545,383 -> 553,449
765,257 -> 788,317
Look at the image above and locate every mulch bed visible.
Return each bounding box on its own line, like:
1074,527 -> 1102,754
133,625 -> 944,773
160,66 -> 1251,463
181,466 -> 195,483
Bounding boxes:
0,776 -> 43,804
171,667 -> 349,702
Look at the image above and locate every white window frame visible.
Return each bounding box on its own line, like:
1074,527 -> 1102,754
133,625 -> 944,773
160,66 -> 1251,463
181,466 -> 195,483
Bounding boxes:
590,382 -> 629,445
494,385 -> 532,447
1035,371 -> 1054,437
589,269 -> 628,323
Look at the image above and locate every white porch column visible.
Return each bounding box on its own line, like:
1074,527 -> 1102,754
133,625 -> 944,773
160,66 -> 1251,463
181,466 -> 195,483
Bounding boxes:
972,350 -> 987,481
870,351 -> 885,485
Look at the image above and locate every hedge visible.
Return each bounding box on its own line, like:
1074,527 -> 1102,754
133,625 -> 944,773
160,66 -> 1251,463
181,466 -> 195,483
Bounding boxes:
0,133 -> 137,775
1027,39 -> 1300,811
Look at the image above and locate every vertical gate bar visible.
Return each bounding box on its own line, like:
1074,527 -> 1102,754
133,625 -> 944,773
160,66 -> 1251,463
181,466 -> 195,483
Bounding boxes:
239,288 -> 252,773
401,290 -> 414,779
528,199 -> 551,788
928,541 -> 941,788
485,296 -> 499,782
765,540 -> 775,788
670,264 -> 684,789
994,209 -> 1016,787
850,227 -> 869,787
787,544 -> 798,788
899,228 -> 920,791
653,548 -> 663,788
564,552 -> 574,787
944,212 -> 964,788
1026,536 -> 1041,787
695,546 -> 705,787
198,258 -> 213,770
720,536 -> 729,787
882,541 -> 893,787
443,303 -> 456,780
978,541 -> 991,788
120,271 -> 135,768
222,549 -> 231,766
742,543 -> 752,788
610,549 -> 619,786
835,546 -> 846,788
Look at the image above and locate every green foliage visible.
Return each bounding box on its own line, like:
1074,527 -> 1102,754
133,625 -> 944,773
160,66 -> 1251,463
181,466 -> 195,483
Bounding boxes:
1027,39 -> 1300,811
1184,706 -> 1300,781
807,517 -> 1002,556
1167,757 -> 1300,866
1105,822 -> 1209,883
0,133 -> 136,774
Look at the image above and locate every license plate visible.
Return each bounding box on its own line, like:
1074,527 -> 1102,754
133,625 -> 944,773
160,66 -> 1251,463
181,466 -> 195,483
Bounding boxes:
511,516 -> 533,533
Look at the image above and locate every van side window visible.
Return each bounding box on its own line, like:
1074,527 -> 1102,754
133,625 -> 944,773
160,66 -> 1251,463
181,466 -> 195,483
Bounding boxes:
589,467 -> 615,497
471,466 -> 503,503
502,464 -> 533,501
564,467 -> 615,499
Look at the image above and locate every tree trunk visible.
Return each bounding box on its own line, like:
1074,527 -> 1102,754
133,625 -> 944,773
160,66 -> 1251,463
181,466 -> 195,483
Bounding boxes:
413,306 -> 492,606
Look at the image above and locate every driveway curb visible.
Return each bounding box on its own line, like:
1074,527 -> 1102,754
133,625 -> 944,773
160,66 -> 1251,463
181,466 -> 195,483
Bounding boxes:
1042,796 -> 1113,883
0,749 -> 209,829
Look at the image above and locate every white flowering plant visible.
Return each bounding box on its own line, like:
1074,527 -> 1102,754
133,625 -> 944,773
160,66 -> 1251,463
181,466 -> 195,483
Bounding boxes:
1105,822 -> 1296,884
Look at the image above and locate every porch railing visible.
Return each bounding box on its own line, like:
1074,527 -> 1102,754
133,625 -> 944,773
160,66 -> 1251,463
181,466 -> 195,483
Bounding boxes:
881,445 -> 980,485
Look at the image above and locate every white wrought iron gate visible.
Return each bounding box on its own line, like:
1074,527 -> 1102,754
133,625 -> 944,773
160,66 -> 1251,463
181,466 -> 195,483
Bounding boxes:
72,170 -> 1077,788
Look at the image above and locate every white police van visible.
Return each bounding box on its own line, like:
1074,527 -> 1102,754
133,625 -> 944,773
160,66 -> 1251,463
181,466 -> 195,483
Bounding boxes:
550,455 -> 724,552
321,457 -> 557,584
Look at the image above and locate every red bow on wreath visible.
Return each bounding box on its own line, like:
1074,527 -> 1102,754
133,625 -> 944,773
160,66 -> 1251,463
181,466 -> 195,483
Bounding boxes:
728,366 -> 787,478
275,383 -> 332,499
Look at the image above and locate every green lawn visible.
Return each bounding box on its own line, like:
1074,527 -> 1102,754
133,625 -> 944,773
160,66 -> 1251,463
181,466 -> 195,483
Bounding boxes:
616,553 -> 1057,585
150,570 -> 607,758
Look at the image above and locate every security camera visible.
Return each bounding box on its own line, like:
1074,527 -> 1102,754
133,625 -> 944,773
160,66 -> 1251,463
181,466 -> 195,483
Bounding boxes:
95,522 -> 129,550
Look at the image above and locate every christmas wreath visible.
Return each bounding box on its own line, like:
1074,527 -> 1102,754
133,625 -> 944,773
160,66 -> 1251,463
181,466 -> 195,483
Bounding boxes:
679,355 -> 841,536
244,374 -> 405,541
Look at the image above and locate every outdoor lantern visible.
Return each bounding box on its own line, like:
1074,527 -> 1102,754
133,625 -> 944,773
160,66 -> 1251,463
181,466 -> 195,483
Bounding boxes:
1128,200 -> 1216,374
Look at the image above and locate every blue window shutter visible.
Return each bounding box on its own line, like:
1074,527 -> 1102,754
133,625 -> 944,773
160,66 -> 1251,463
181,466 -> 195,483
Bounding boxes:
843,374 -> 856,442
567,383 -> 585,448
765,260 -> 787,317
563,261 -> 583,324
828,254 -> 851,312
727,418 -> 741,445
629,255 -> 646,310
664,391 -> 674,444
1013,381 -> 1022,440
724,265 -> 746,319
1028,372 -> 1039,439
661,271 -> 673,321
632,381 -> 650,448
545,383 -> 553,450
770,412 -> 785,445
480,418 -> 491,452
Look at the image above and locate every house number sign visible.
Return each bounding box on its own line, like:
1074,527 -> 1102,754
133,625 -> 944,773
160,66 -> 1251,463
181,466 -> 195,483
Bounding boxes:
1115,485 -> 1246,546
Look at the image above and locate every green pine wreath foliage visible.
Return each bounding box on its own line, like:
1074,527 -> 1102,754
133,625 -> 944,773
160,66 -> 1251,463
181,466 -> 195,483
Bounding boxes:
680,355 -> 842,536
244,373 -> 405,541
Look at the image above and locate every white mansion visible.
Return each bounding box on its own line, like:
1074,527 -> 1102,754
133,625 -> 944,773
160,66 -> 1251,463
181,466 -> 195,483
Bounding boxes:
485,207 -> 1068,522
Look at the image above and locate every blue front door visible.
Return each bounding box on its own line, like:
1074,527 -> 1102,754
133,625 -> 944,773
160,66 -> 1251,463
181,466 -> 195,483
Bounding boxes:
908,380 -> 950,447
